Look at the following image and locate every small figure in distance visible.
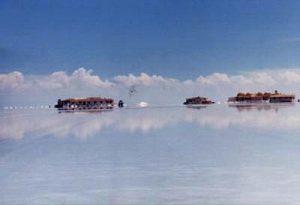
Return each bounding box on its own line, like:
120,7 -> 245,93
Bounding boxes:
118,100 -> 124,108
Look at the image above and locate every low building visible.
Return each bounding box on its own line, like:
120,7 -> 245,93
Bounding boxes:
183,96 -> 215,105
55,97 -> 114,110
269,94 -> 295,103
228,90 -> 295,103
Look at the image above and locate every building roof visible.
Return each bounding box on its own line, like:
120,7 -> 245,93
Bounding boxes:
270,94 -> 295,98
63,97 -> 113,103
186,96 -> 208,100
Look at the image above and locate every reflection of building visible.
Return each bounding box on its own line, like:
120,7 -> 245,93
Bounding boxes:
2,104 -> 300,140
229,103 -> 295,112
183,96 -> 215,106
55,97 -> 114,111
228,90 -> 295,104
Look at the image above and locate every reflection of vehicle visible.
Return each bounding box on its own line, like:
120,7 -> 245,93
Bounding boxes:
55,97 -> 114,111
228,90 -> 295,104
183,96 -> 215,107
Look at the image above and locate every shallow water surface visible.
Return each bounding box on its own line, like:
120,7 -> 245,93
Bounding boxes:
1,104 -> 300,204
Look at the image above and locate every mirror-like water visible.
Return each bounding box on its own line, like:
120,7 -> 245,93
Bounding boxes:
1,105 -> 300,204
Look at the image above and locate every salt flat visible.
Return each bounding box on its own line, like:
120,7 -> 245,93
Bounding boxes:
1,105 -> 300,205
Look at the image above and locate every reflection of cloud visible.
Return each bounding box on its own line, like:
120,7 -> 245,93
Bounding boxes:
1,105 -> 300,140
0,111 -> 116,140
188,105 -> 300,129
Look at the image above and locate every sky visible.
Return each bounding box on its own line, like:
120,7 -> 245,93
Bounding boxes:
2,0 -> 300,105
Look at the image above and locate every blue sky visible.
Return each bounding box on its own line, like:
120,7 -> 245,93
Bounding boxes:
1,0 -> 300,79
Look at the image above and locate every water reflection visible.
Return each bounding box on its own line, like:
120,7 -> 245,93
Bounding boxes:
228,103 -> 295,112
1,105 -> 300,204
0,104 -> 299,140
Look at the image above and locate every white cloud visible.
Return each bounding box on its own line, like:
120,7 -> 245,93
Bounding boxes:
195,71 -> 278,86
1,67 -> 300,105
249,72 -> 276,85
114,72 -> 177,87
279,70 -> 300,84
70,67 -> 113,88
0,71 -> 26,90
32,71 -> 70,89
197,73 -> 231,85
0,68 -> 113,92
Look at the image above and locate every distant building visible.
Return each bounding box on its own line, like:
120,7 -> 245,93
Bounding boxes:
228,90 -> 295,103
183,96 -> 215,105
55,97 -> 114,111
269,94 -> 295,103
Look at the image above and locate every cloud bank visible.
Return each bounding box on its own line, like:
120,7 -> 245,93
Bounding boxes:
1,67 -> 300,105
0,68 -> 112,91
